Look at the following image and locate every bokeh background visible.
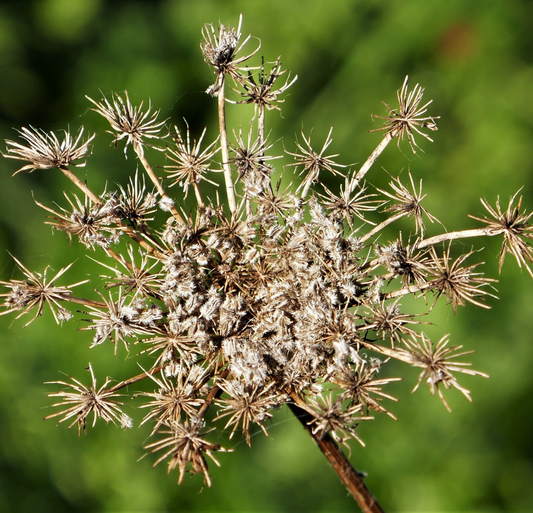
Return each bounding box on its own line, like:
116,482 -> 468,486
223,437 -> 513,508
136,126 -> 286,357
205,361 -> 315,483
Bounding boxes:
0,0 -> 533,512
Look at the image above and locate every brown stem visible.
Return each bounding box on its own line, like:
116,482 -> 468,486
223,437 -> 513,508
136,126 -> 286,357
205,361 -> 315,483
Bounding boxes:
109,365 -> 165,393
287,399 -> 385,513
257,103 -> 265,152
193,182 -> 205,209
357,340 -> 415,366
197,368 -> 230,419
118,225 -> 165,259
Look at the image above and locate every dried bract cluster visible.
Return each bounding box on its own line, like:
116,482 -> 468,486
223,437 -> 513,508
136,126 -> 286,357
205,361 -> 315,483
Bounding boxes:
2,16 -> 532,494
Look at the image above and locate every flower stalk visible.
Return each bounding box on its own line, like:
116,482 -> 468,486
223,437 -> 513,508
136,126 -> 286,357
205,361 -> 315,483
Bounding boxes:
287,400 -> 385,513
217,75 -> 237,215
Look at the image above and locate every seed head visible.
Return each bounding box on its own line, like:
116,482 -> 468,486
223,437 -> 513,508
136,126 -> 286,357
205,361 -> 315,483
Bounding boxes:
44,363 -> 130,436
469,190 -> 533,277
201,14 -> 260,95
369,75 -> 439,153
401,334 -> 489,411
0,258 -> 87,326
165,123 -> 219,195
4,126 -> 94,174
238,56 -> 297,114
87,91 -> 166,157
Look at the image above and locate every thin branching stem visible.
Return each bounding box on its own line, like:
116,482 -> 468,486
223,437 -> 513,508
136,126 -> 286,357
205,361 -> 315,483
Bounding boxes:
351,133 -> 393,188
358,340 -> 406,363
413,227 -> 503,250
381,281 -> 434,300
135,149 -> 185,224
193,183 -> 205,209
257,104 -> 265,153
109,365 -> 165,393
62,296 -> 107,309
196,368 -> 230,420
59,166 -> 101,205
217,75 -> 237,215
359,211 -> 407,243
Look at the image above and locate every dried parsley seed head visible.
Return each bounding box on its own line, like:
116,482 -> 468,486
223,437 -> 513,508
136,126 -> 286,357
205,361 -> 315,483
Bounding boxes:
1,15 -> 531,504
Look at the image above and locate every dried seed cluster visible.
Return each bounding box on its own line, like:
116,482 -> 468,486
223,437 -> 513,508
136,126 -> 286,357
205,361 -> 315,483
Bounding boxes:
2,16 -> 532,489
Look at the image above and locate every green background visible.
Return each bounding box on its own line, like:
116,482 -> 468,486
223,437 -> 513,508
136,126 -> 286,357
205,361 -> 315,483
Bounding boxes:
0,0 -> 532,511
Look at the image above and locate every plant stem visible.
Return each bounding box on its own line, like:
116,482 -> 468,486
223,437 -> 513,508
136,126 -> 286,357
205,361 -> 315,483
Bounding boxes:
119,226 -> 165,259
59,166 -> 101,205
193,182 -> 205,209
287,399 -> 386,513
136,149 -> 185,224
351,133 -> 393,188
197,368 -> 230,419
257,103 -> 265,152
359,211 -> 406,244
62,295 -> 107,309
381,281 -> 434,300
217,75 -> 237,215
413,227 -> 503,250
358,340 -> 413,365
109,365 -> 165,393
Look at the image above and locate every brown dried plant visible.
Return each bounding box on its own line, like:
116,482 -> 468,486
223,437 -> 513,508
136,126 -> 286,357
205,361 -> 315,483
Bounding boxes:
2,16 -> 533,513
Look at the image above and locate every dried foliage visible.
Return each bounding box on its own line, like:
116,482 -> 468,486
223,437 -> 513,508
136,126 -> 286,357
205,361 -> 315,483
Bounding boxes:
2,15 -> 532,510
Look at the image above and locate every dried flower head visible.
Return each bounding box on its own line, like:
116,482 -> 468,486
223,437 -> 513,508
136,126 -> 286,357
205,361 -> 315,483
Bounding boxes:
428,245 -> 497,313
165,123 -> 219,197
377,172 -> 439,236
401,334 -> 489,411
4,126 -> 94,174
370,75 -> 440,153
286,128 -> 347,198
239,56 -> 297,113
215,380 -> 279,446
111,171 -> 158,227
363,300 -> 425,346
137,365 -> 206,435
230,127 -> 281,199
35,193 -> 122,249
2,16 -> 531,511
374,237 -> 430,287
92,244 -> 161,299
469,190 -> 533,277
80,290 -> 160,353
334,359 -> 401,419
0,258 -> 87,326
44,363 -> 131,436
201,14 -> 260,95
307,394 -> 373,454
145,419 -> 228,487
321,179 -> 382,228
87,91 -> 166,156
